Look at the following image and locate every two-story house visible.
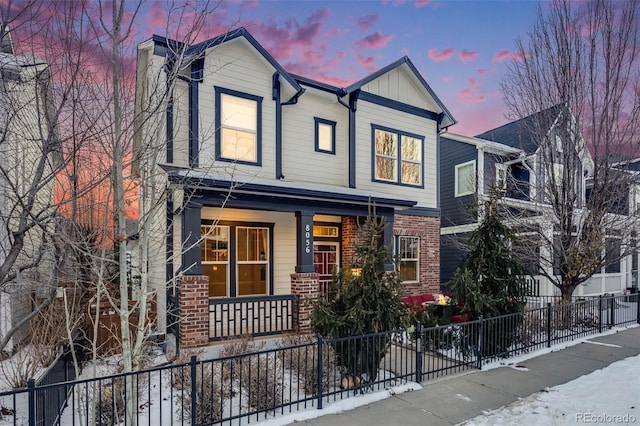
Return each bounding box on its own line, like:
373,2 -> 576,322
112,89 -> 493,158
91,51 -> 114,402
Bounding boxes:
440,106 -> 639,298
0,28 -> 59,350
134,28 -> 455,348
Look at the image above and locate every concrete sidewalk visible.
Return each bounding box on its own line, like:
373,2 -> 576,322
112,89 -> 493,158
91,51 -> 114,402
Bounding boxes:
298,326 -> 640,426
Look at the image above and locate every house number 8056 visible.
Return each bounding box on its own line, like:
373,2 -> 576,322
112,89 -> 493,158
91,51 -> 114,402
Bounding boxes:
304,224 -> 311,253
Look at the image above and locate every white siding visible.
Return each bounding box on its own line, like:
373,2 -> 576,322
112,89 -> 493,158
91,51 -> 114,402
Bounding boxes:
360,67 -> 440,112
354,101 -> 438,208
282,88 -> 348,186
172,78 -> 190,167
201,207 -> 296,295
199,39 -> 277,179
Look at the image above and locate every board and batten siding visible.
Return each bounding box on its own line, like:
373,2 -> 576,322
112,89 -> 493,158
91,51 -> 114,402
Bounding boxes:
281,88 -> 348,186
198,40 -> 276,179
439,137 -> 478,227
360,67 -> 440,112
200,207 -> 296,295
354,100 -> 438,208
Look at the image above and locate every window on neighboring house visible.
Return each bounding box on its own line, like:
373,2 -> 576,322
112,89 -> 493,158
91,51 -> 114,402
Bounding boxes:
605,237 -> 621,274
201,222 -> 271,297
215,87 -> 262,165
372,125 -> 423,186
455,160 -> 475,197
314,117 -> 336,154
495,163 -> 507,191
552,163 -> 564,194
397,236 -> 419,282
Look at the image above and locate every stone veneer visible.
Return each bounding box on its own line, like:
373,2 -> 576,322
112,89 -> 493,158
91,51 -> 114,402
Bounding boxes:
178,275 -> 210,349
393,214 -> 441,295
290,272 -> 320,333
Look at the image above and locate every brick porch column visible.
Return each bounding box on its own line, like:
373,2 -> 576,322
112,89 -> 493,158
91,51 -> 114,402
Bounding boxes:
291,272 -> 320,334
178,275 -> 209,349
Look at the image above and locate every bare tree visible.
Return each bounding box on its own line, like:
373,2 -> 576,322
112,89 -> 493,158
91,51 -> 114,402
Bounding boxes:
499,0 -> 640,303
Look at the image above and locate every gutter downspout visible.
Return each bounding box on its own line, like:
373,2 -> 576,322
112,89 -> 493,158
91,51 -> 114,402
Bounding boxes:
336,89 -> 360,189
275,74 -> 305,180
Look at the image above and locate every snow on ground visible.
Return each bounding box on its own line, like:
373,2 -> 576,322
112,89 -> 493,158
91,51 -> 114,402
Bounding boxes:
462,354 -> 640,426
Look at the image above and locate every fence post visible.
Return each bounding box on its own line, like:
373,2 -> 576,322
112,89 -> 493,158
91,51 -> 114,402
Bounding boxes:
598,296 -> 603,333
476,316 -> 483,370
316,335 -> 323,410
546,303 -> 552,348
27,378 -> 35,426
609,296 -> 615,328
415,321 -> 423,382
190,355 -> 197,425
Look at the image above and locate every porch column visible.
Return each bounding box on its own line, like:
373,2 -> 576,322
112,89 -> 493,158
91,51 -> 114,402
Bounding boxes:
291,272 -> 319,333
295,210 -> 314,273
178,275 -> 209,349
181,199 -> 202,275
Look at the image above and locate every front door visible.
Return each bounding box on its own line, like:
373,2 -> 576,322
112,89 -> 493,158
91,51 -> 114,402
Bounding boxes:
313,242 -> 339,298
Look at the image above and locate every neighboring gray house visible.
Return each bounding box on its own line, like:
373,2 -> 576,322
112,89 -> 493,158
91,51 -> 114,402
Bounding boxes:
440,106 -> 639,297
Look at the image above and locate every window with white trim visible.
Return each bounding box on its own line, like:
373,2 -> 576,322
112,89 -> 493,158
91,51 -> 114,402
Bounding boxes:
397,236 -> 419,282
373,125 -> 423,186
455,160 -> 476,197
496,163 -> 507,191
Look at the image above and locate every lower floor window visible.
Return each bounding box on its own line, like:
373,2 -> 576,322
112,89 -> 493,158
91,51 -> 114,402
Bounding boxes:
397,236 -> 419,282
201,223 -> 271,297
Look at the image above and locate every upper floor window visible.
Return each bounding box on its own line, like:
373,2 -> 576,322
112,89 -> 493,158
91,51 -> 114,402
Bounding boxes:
314,117 -> 336,154
455,160 -> 476,197
372,125 -> 423,186
215,87 -> 262,165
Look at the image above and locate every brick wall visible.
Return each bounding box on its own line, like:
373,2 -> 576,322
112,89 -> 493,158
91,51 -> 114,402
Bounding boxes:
393,215 -> 440,295
290,272 -> 319,333
341,216 -> 366,269
178,275 -> 210,349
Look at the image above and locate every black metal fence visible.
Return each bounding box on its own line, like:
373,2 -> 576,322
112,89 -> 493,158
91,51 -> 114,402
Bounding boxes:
0,294 -> 637,426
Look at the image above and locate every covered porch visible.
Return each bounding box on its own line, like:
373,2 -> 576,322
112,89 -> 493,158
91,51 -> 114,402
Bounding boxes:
165,172 -> 416,347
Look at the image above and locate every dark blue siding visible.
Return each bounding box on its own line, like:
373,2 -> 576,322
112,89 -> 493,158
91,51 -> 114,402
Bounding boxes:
440,233 -> 470,287
440,137 -> 478,227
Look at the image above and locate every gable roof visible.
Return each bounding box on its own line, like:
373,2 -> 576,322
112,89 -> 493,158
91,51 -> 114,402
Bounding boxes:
151,28 -> 303,101
340,56 -> 456,129
475,104 -> 565,155
150,28 -> 455,129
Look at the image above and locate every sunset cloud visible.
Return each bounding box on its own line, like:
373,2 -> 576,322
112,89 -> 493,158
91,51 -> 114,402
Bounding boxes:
415,0 -> 432,7
248,8 -> 330,60
458,78 -> 486,105
354,52 -> 377,71
458,49 -> 478,63
428,47 -> 455,62
354,32 -> 393,50
356,14 -> 378,31
493,49 -> 528,62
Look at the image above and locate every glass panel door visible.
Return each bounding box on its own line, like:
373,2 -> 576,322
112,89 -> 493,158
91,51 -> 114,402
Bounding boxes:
237,227 -> 269,296
202,225 -> 229,297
